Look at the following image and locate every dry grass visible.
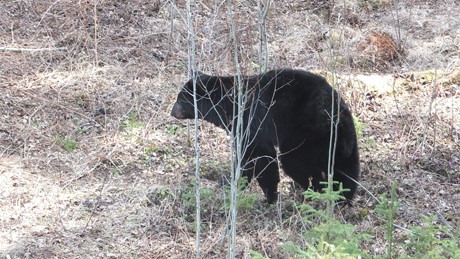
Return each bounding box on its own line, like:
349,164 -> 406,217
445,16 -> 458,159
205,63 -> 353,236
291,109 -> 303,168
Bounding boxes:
1,0 -> 459,258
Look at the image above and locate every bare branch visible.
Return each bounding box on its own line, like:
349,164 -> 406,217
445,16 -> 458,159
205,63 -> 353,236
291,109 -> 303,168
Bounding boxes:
0,47 -> 67,52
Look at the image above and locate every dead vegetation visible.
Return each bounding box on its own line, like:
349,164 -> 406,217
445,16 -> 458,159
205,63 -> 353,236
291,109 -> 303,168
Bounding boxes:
0,0 -> 459,258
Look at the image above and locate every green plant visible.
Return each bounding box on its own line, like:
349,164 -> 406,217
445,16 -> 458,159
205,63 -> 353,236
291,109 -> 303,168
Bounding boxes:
223,176 -> 258,212
353,115 -> 365,139
56,137 -> 78,151
146,187 -> 173,206
181,181 -> 217,222
165,124 -> 180,136
358,0 -> 390,11
306,181 -> 350,206
156,188 -> 171,199
112,169 -> 121,177
192,173 -> 460,259
123,111 -> 144,131
281,187 -> 370,258
375,181 -> 400,258
182,186 -> 214,208
143,145 -> 166,160
235,190 -> 258,211
248,250 -> 269,259
75,93 -> 88,108
365,136 -> 377,149
404,216 -> 460,258
352,117 -> 377,150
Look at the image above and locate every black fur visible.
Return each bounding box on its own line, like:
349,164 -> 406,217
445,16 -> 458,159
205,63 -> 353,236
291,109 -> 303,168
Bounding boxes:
171,69 -> 360,204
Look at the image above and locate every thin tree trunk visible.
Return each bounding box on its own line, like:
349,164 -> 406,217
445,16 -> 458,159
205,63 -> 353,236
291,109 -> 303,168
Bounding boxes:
185,0 -> 201,258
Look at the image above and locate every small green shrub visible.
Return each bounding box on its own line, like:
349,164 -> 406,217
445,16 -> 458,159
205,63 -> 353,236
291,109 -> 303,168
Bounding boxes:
56,137 -> 78,151
180,180 -> 217,222
251,179 -> 459,258
165,124 -> 180,136
146,187 -> 173,206
182,186 -> 214,208
353,115 -> 364,139
75,93 -> 88,108
224,176 -> 258,212
375,182 -> 400,258
248,250 -> 269,259
358,0 -> 391,11
123,111 -> 144,131
143,145 -> 167,161
282,186 -> 370,258
404,215 -> 460,258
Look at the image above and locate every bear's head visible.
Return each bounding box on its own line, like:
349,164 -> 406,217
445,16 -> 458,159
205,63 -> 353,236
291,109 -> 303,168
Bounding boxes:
171,72 -> 231,128
171,72 -> 208,120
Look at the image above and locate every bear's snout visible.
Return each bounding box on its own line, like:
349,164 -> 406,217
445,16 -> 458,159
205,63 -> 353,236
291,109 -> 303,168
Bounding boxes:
171,102 -> 196,119
171,102 -> 185,119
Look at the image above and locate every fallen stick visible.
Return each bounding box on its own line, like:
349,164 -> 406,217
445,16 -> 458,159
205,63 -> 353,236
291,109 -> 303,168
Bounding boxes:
0,47 -> 67,52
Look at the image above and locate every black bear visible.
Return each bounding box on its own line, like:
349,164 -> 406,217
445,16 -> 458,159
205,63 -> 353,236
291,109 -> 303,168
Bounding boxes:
171,69 -> 360,204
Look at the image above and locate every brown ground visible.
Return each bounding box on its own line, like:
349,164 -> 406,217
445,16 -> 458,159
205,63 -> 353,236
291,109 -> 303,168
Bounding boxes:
1,0 -> 459,258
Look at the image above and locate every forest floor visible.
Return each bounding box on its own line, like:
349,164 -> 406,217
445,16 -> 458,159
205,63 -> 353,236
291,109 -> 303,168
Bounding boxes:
1,0 -> 459,258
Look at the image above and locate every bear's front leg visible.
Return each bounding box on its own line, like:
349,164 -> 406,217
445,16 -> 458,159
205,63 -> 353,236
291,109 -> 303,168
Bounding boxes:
242,145 -> 280,204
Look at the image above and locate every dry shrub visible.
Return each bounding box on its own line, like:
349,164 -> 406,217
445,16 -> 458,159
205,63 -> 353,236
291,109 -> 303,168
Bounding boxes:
355,31 -> 405,71
359,0 -> 393,12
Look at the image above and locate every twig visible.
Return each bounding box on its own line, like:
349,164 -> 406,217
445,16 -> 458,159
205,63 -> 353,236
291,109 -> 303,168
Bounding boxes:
0,47 -> 67,52
164,0 -> 176,65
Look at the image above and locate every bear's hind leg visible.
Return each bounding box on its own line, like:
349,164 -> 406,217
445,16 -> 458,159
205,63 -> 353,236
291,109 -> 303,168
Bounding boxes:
279,147 -> 327,195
